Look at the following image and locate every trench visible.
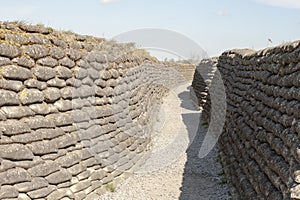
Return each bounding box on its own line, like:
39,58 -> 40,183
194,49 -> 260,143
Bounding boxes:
99,83 -> 230,200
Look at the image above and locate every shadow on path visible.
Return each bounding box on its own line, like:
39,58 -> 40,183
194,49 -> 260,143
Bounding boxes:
177,86 -> 229,200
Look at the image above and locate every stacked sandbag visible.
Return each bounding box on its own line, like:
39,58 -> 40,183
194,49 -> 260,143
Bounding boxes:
0,21 -> 184,199
191,41 -> 300,199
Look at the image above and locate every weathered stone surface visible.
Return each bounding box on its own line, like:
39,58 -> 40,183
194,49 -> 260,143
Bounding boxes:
89,141 -> 111,155
32,65 -> 56,81
0,65 -> 32,80
50,47 -> 65,59
19,23 -> 51,34
69,41 -> 81,49
0,120 -> 31,135
54,99 -> 72,111
60,86 -> 73,99
71,98 -> 91,109
74,191 -> 87,200
94,79 -> 107,88
70,180 -> 91,193
43,87 -> 61,102
77,170 -> 91,181
46,188 -> 74,200
55,152 -> 81,168
66,77 -> 82,87
66,49 -> 82,61
14,158 -> 43,169
0,144 -> 34,160
86,52 -> 107,63
0,160 -> 16,171
70,109 -> 90,123
71,177 -> 79,185
110,69 -> 119,78
82,77 -> 93,86
1,106 -> 35,119
15,177 -> 48,192
0,56 -> 11,66
24,79 -> 47,90
74,67 -> 88,79
23,44 -> 49,59
77,59 -> 90,69
21,116 -> 55,129
101,174 -> 114,185
0,185 -> 19,199
45,169 -> 72,184
77,125 -> 103,140
14,56 -> 35,68
55,65 -> 72,79
50,37 -> 68,48
0,135 -> 13,144
67,163 -> 87,176
28,161 -> 60,177
52,133 -> 79,149
28,33 -> 51,44
0,43 -> 21,58
27,140 -> 58,155
5,33 -> 29,45
12,128 -> 64,144
18,88 -> 44,105
0,112 -> 6,121
57,181 -> 72,188
99,70 -> 112,80
47,78 -> 66,88
59,57 -> 75,68
29,103 -> 58,115
41,149 -> 67,161
18,193 -> 31,200
73,85 -> 95,98
90,170 -> 107,181
0,90 -> 20,106
0,79 -> 23,92
46,113 -> 73,127
27,186 -> 56,199
81,157 -> 100,168
0,167 -> 31,185
37,57 -> 58,67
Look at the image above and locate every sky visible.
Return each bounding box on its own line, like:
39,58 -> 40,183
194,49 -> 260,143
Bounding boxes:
0,0 -> 299,59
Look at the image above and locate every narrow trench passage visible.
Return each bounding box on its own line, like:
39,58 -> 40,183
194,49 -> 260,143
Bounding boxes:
99,83 -> 230,200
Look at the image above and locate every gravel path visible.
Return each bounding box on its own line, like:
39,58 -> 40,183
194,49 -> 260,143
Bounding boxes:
99,84 -> 230,200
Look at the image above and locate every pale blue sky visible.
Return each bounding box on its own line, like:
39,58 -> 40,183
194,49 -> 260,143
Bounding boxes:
0,0 -> 299,57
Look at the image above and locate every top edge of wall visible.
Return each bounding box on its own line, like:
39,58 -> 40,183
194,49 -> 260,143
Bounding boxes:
221,40 -> 300,59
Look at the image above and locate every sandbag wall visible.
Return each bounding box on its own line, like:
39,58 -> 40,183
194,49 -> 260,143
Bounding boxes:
0,22 -> 183,200
164,62 -> 196,83
191,58 -> 217,115
193,42 -> 300,199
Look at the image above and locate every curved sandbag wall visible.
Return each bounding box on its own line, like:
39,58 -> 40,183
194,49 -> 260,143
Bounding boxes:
192,43 -> 300,199
0,22 -> 187,199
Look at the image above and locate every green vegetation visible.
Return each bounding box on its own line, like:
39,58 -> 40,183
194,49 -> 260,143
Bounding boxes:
219,178 -> 227,185
217,170 -> 224,176
201,120 -> 208,128
105,183 -> 116,192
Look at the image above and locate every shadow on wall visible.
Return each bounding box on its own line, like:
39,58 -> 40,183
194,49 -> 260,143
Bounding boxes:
176,87 -> 229,200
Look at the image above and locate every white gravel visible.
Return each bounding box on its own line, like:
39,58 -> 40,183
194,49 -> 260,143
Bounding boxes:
99,84 -> 230,200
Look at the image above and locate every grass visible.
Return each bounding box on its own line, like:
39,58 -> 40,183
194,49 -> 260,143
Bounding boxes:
156,117 -> 161,122
217,170 -> 224,176
105,183 -> 116,192
219,178 -> 227,185
201,120 -> 208,128
11,20 -> 27,26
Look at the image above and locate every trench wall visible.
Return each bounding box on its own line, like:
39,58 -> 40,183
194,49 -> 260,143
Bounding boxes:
0,22 -> 185,199
192,42 -> 300,199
